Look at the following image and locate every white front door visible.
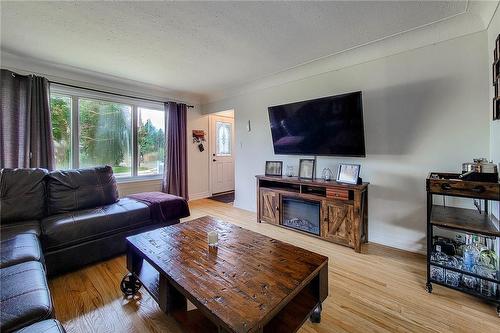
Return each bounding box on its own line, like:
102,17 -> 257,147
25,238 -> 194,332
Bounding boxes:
210,114 -> 234,195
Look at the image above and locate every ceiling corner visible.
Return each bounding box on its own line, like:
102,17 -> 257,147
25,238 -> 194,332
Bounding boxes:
467,0 -> 500,29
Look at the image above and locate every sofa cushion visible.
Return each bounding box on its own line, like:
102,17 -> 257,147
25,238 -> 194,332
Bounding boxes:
14,319 -> 66,333
0,168 -> 48,223
0,261 -> 53,333
41,198 -> 151,251
0,234 -> 43,268
46,166 -> 119,215
0,221 -> 41,241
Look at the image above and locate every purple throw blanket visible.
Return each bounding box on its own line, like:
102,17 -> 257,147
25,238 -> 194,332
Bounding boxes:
127,192 -> 190,223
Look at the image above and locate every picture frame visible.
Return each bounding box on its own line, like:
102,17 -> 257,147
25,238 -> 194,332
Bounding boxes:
298,159 -> 315,180
265,161 -> 283,176
336,163 -> 361,185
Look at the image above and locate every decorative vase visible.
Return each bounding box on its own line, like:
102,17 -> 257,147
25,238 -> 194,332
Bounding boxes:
322,168 -> 333,181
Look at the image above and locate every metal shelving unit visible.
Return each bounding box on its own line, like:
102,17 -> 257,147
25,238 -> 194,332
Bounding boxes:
426,172 -> 500,316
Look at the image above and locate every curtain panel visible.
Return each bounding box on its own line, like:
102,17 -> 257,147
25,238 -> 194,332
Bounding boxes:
0,69 -> 55,170
162,101 -> 188,199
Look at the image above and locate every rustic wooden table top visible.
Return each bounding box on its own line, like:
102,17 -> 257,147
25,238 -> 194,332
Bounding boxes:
126,215 -> 328,333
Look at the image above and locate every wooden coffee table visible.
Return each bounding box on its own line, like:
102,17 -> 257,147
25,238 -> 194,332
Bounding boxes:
121,216 -> 328,333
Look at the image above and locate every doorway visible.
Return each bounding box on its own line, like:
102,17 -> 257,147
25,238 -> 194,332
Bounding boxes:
209,110 -> 235,202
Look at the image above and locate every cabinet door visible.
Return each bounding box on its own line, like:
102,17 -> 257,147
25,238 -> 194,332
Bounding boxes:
260,189 -> 279,224
321,200 -> 354,247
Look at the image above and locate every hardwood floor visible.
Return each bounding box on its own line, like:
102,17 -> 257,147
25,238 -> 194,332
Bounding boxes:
49,199 -> 499,333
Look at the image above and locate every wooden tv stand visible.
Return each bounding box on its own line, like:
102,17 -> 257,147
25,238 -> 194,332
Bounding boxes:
256,175 -> 369,252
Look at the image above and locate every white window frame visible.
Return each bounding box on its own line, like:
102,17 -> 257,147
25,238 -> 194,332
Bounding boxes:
50,84 -> 165,182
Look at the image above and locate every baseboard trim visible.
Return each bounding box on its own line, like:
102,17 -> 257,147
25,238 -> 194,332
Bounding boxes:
189,191 -> 211,201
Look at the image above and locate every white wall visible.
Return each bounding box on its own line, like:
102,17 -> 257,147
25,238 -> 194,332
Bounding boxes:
187,108 -> 210,200
488,8 -> 500,219
203,32 -> 490,253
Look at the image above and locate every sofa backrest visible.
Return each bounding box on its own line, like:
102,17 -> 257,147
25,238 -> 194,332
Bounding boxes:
46,166 -> 119,215
0,168 -> 49,223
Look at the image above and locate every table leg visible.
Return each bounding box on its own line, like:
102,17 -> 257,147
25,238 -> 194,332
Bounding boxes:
126,244 -> 144,274
159,275 -> 187,314
121,245 -> 144,296
310,303 -> 322,323
310,263 -> 328,323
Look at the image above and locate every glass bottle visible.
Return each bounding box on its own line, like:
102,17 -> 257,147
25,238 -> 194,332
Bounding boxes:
462,234 -> 480,272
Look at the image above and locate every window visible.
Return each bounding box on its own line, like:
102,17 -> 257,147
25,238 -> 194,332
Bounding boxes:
215,121 -> 231,156
49,86 -> 166,180
79,98 -> 132,177
137,108 -> 165,176
50,94 -> 72,170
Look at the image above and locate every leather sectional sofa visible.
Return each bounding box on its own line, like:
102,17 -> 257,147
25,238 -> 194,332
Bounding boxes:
0,166 -> 187,333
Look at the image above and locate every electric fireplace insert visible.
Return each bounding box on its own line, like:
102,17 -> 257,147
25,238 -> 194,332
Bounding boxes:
281,197 -> 320,236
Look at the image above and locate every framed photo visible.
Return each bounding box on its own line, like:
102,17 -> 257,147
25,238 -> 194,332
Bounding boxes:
265,161 -> 283,176
336,164 -> 360,184
298,159 -> 315,180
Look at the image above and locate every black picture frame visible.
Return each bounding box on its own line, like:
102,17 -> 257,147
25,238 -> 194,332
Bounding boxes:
265,161 -> 283,176
336,163 -> 361,184
298,159 -> 315,180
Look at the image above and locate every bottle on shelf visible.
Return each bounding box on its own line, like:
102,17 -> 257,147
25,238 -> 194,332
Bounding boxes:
462,234 -> 480,272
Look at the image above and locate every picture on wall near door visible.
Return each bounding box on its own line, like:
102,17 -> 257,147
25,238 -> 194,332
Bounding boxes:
265,161 -> 283,176
298,159 -> 315,180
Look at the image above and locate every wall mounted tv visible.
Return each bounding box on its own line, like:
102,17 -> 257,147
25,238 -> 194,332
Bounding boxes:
268,91 -> 365,157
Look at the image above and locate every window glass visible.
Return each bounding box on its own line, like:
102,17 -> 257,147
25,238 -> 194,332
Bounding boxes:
216,121 -> 231,156
50,94 -> 72,170
78,98 -> 132,177
137,107 -> 165,176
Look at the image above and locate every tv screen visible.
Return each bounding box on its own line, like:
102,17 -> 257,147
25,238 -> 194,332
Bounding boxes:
268,91 -> 365,157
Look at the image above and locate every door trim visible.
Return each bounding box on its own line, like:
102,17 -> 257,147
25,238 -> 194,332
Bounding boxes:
208,112 -> 235,196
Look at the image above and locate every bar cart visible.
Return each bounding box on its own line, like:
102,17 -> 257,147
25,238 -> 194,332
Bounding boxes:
426,172 -> 500,316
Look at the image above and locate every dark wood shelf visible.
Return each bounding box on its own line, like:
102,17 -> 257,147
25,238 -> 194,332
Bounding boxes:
172,309 -> 218,333
264,287 -> 317,333
430,205 -> 500,237
256,175 -> 369,191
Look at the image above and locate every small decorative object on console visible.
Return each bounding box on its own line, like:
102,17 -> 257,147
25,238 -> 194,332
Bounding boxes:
299,159 -> 315,180
265,161 -> 283,176
322,168 -> 333,181
459,158 -> 498,182
336,163 -> 361,184
285,165 -> 294,177
207,230 -> 218,247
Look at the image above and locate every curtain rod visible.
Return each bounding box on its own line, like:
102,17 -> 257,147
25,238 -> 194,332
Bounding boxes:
49,80 -> 194,108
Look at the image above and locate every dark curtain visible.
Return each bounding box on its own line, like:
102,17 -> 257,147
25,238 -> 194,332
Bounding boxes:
0,69 -> 55,170
162,101 -> 188,199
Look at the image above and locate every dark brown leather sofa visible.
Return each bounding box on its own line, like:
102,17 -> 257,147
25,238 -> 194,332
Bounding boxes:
0,166 -> 188,332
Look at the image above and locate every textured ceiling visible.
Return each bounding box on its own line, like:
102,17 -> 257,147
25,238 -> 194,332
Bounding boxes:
1,1 -> 469,99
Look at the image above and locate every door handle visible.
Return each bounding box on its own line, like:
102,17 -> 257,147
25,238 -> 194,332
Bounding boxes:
213,159 -> 217,162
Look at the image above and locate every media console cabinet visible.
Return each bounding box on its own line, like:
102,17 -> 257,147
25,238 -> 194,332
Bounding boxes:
256,175 -> 369,252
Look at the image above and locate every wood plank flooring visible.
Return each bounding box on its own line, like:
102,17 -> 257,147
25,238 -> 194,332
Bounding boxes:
49,199 -> 500,333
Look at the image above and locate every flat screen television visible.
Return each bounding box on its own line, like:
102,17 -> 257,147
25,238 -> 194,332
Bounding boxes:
268,91 -> 365,157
